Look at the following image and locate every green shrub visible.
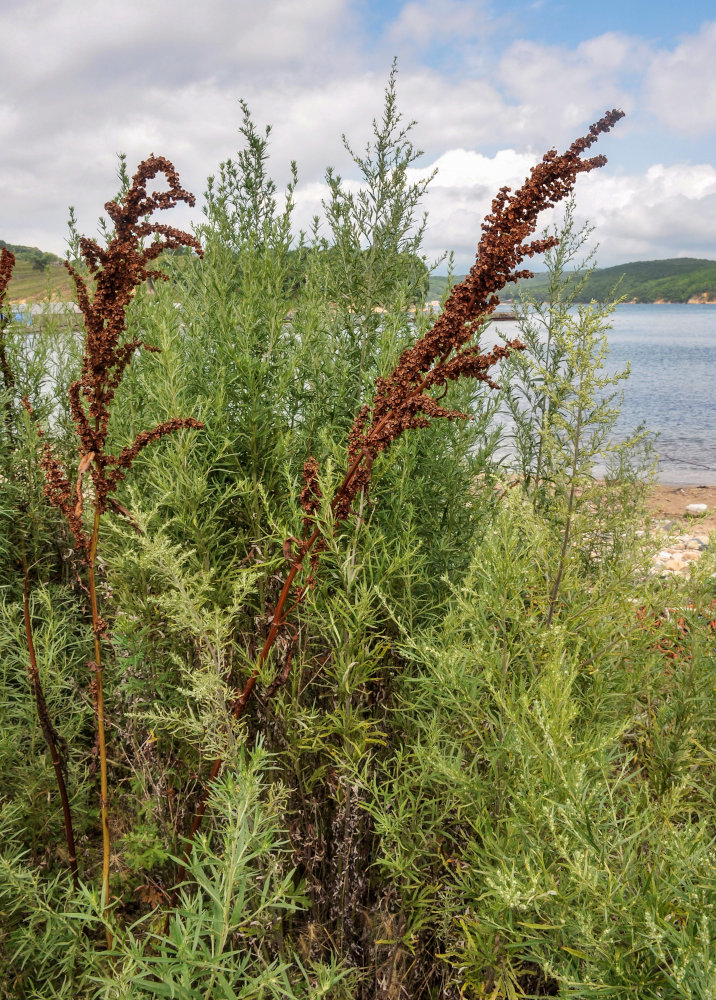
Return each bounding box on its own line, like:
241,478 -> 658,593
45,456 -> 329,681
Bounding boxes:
6,74 -> 713,1000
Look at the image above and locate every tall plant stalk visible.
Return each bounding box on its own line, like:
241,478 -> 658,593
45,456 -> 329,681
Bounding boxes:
174,109 -> 624,881
2,249 -> 80,890
87,505 -> 111,928
25,158 -> 203,935
21,544 -> 80,890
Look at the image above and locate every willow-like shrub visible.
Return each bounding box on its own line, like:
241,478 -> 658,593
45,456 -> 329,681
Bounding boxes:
2,74 -> 713,1000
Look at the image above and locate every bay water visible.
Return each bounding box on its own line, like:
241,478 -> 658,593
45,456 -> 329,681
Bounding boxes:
11,301 -> 716,483
489,304 -> 716,485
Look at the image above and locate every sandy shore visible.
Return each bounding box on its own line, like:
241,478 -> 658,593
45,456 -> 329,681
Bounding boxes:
645,483 -> 716,532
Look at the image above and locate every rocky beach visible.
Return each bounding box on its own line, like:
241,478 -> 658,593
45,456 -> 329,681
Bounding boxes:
644,483 -> 716,576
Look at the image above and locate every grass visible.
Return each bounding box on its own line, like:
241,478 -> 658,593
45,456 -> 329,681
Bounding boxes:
6,260 -> 74,303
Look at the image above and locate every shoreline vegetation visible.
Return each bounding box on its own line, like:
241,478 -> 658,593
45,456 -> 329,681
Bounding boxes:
2,80 -> 716,1000
4,239 -> 716,306
429,256 -> 716,304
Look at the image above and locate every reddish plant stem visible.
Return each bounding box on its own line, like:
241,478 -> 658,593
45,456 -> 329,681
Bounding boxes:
170,375 -> 439,897
87,503 -> 112,947
170,559 -> 307,895
22,545 -> 80,890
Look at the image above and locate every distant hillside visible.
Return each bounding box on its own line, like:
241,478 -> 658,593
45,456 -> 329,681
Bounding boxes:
5,243 -> 716,306
0,241 -> 73,302
429,258 -> 716,305
0,240 -> 61,269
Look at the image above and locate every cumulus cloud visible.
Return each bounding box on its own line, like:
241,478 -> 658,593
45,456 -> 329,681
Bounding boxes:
578,163 -> 716,263
384,0 -> 493,49
646,22 -> 716,133
2,0 -> 350,85
496,33 -> 643,142
0,0 -> 363,252
405,152 -> 716,271
1,0 -> 714,271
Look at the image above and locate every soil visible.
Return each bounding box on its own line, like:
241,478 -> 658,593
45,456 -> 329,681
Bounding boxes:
645,483 -> 716,533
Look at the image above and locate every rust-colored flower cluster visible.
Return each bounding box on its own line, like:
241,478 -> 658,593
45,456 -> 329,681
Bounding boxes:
300,109 -> 624,529
26,157 -> 204,553
0,246 -> 14,309
173,110 -> 626,869
0,248 -> 16,396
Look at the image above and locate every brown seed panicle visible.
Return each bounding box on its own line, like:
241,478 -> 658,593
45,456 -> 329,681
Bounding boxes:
28,157 -> 204,545
0,248 -> 17,399
0,247 -> 14,310
327,109 -> 625,523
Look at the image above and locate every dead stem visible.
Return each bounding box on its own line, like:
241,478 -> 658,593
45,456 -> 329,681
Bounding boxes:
87,505 -> 112,947
21,544 -> 80,890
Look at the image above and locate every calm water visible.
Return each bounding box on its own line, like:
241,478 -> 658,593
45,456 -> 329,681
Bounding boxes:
11,302 -> 716,483
490,304 -> 716,485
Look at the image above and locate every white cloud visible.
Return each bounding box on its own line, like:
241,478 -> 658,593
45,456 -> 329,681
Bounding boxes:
577,163 -> 716,263
1,1 -> 714,272
403,151 -> 716,271
497,33 -> 642,140
384,0 -> 493,49
2,0 -> 349,85
646,23 -> 716,134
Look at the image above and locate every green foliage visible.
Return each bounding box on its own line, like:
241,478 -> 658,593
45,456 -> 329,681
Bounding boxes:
1,77 -> 714,1000
368,496 -> 716,998
499,200 -> 656,594
0,751 -> 352,999
0,241 -> 61,271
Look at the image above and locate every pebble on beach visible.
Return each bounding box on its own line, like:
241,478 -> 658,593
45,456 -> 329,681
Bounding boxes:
649,526 -> 712,577
686,503 -> 708,515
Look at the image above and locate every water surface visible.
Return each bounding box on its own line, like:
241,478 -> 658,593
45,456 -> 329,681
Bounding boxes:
489,304 -> 716,484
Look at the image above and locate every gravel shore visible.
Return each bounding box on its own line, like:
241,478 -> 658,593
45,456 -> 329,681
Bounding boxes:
644,484 -> 716,577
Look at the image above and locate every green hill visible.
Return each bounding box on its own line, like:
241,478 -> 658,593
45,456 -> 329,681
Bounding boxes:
429,258 -> 716,305
512,257 -> 716,304
0,241 -> 73,302
6,243 -> 716,307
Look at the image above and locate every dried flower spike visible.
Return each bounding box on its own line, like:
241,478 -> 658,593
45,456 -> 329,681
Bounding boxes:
27,156 -> 204,942
0,246 -> 14,309
28,158 -> 205,551
0,248 -> 17,411
332,108 -> 626,520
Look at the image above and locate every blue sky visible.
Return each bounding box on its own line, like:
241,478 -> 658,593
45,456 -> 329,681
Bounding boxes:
2,0 -> 715,271
513,0 -> 715,46
364,0 -> 716,58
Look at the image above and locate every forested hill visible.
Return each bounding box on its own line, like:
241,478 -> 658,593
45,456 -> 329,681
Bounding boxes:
5,241 -> 716,305
429,258 -> 716,304
0,240 -> 61,270
0,241 -> 72,301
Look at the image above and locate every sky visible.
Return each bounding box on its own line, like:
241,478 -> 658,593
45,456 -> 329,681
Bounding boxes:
2,0 -> 715,272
